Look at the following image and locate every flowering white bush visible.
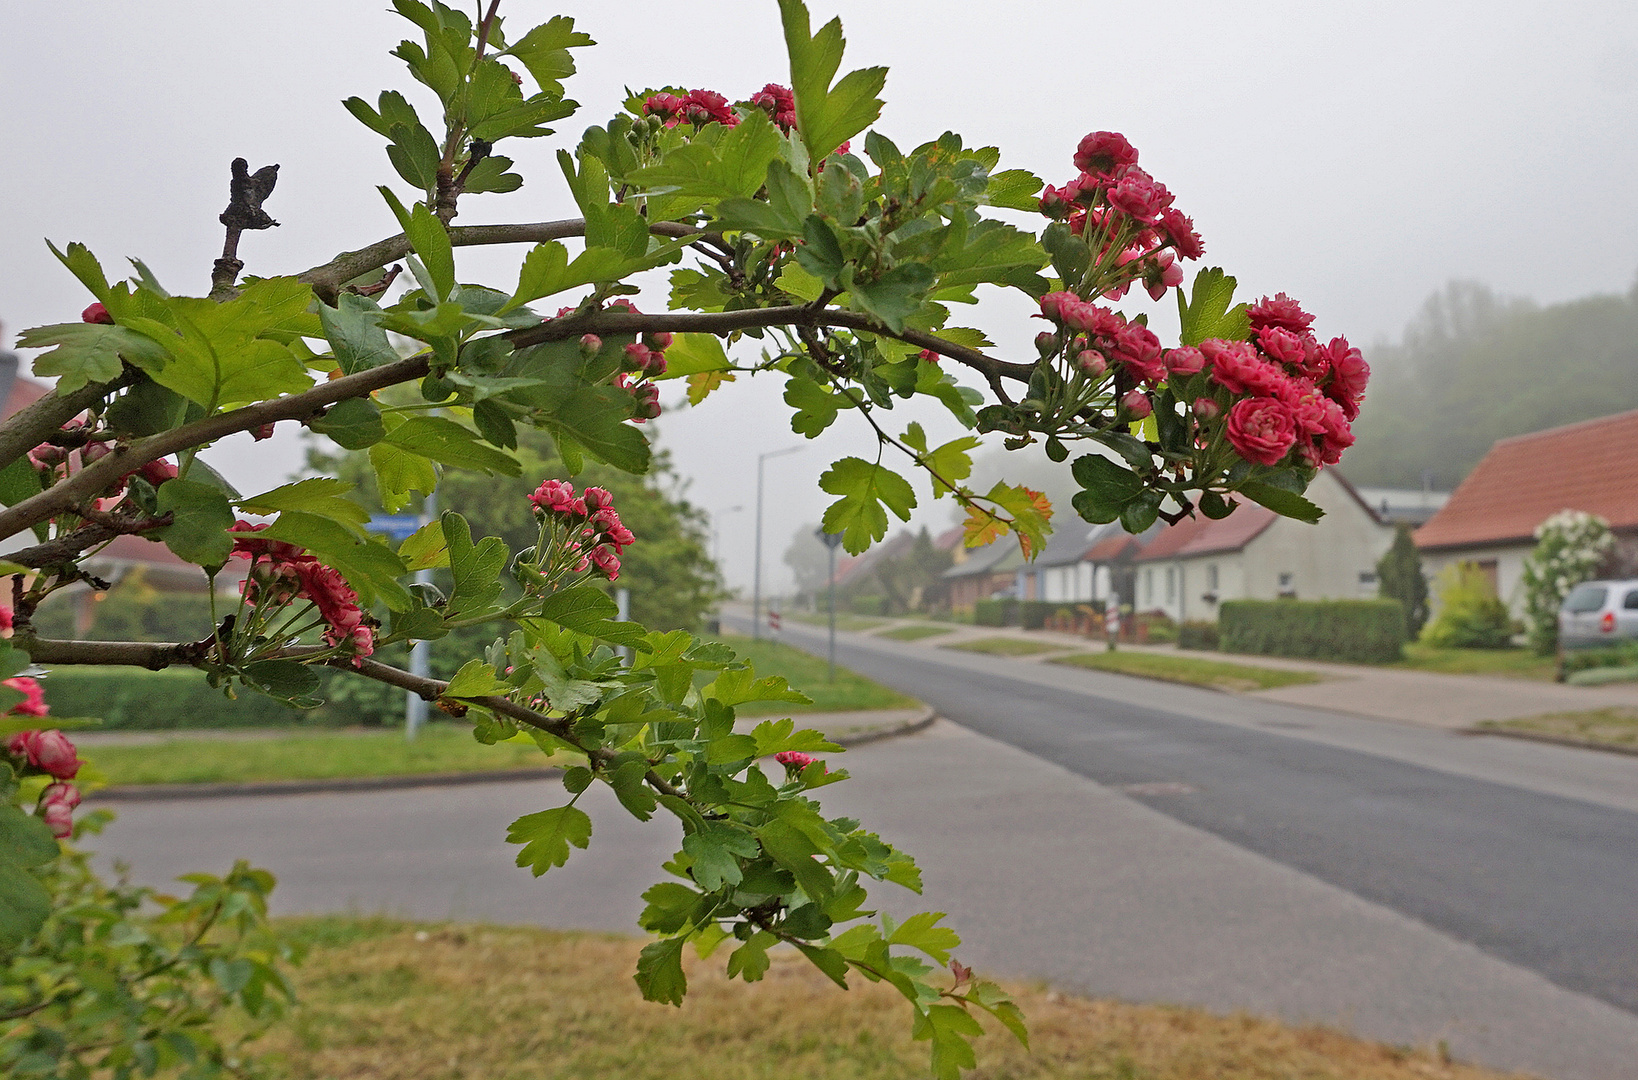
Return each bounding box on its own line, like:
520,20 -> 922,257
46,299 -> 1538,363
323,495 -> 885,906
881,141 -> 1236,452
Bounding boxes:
1521,509 -> 1614,654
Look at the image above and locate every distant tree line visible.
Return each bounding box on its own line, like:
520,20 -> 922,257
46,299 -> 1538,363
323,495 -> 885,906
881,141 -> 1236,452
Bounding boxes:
1345,277 -> 1638,490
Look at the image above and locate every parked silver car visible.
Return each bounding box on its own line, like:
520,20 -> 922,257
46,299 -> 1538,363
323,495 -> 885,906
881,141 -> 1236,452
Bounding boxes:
1558,580 -> 1638,652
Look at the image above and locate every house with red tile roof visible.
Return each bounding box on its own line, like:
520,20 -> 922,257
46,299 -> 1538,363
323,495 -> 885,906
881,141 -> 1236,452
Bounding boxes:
1131,469 -> 1394,623
1414,409 -> 1638,616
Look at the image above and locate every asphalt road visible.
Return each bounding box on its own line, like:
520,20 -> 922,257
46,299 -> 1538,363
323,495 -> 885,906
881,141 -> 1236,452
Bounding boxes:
753,619 -> 1638,1018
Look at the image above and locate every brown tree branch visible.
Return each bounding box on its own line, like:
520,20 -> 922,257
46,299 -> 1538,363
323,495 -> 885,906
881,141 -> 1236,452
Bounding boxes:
0,369 -> 138,472
298,219 -> 708,302
7,512 -> 171,571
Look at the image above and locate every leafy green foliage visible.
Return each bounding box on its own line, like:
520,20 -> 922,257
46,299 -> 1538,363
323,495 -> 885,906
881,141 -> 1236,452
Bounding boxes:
777,0 -> 888,162
507,804 -> 593,874
1377,524 -> 1431,639
819,457 -> 917,554
1176,266 -> 1250,346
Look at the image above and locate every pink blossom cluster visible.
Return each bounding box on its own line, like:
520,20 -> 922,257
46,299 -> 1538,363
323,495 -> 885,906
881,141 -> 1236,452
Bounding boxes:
602,300 -> 666,423
526,481 -> 635,581
1037,292 -> 1164,384
229,522 -> 375,660
749,83 -> 796,130
1038,131 -> 1203,301
774,750 -> 815,773
4,682 -> 85,839
642,89 -> 740,128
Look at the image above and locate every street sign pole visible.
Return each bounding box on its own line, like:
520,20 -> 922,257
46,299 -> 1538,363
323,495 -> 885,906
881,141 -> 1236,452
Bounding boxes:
405,491 -> 436,740
817,529 -> 845,682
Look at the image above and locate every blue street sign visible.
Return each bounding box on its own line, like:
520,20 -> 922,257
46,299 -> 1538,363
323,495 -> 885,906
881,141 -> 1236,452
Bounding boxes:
367,514 -> 423,542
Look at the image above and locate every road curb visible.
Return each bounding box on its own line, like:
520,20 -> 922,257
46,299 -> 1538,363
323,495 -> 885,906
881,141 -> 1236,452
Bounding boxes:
1459,725 -> 1638,758
87,706 -> 938,802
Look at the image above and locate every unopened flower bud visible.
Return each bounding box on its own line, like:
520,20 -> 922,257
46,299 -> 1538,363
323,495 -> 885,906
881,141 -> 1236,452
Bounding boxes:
643,331 -> 673,351
1192,397 -> 1221,421
579,334 -> 603,358
81,302 -> 112,325
1121,389 -> 1153,419
1034,331 -> 1060,357
1075,349 -> 1107,378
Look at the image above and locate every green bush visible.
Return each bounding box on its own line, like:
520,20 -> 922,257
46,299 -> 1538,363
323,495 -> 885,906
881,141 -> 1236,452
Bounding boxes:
1220,599 -> 1406,663
1421,562 -> 1513,649
38,667 -> 412,730
973,598 -> 1009,627
1137,611 -> 1177,643
1019,600 -> 1055,630
1178,621 -> 1220,650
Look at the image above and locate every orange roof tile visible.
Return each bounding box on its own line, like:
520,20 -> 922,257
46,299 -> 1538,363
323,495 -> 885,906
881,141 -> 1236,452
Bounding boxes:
1414,409 -> 1638,551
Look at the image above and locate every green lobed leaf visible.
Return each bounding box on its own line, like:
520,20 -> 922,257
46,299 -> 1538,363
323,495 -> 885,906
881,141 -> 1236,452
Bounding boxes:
397,520 -> 449,569
441,510 -> 508,617
634,935 -> 689,1006
777,0 -> 887,161
238,478 -> 370,529
370,441 -> 439,513
258,511 -> 410,609
19,323 -> 171,392
384,416 -> 520,476
681,823 -> 759,892
155,478 -> 236,568
507,804 -> 592,875
819,457 -> 917,554
984,168 -> 1044,211
1069,454 -> 1144,524
380,187 -> 454,301
1177,266 -> 1251,347
502,15 -> 594,97
319,293 -> 399,374
887,911 -> 960,964
309,397 -> 387,450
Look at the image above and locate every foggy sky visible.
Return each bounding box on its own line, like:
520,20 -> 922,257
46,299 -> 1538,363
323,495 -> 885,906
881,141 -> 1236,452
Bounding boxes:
3,1 -> 1636,593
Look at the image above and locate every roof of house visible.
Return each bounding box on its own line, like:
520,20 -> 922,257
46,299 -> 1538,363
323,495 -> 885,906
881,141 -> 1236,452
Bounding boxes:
1414,408 -> 1638,551
0,354 -> 49,422
830,530 -> 915,588
941,537 -> 1017,579
1133,505 -> 1280,562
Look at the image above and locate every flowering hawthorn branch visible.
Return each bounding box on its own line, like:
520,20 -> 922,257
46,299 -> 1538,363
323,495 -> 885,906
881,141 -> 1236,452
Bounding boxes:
0,369 -> 137,473
0,355 -> 430,544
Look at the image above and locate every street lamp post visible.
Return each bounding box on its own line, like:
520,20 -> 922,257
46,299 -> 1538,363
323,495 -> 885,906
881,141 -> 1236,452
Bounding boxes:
817,529 -> 845,681
752,446 -> 804,641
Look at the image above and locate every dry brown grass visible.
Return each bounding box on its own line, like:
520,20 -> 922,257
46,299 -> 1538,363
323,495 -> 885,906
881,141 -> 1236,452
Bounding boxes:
254,919 -> 1533,1080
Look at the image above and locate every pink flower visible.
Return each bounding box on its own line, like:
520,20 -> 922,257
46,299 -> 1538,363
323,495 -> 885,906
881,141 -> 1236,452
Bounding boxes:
624,342 -> 655,370
631,382 -> 661,422
1192,397 -> 1222,421
579,333 -> 603,358
1143,250 -> 1185,301
1158,207 -> 1204,260
643,330 -> 674,352
1111,323 -> 1165,383
5,677 -> 49,718
1105,166 -> 1173,224
583,487 -> 614,512
1074,349 -> 1107,378
1319,336 -> 1369,419
1256,325 -> 1318,374
1038,184 -> 1072,219
529,479 -> 581,515
750,83 -> 796,129
81,302 -> 112,325
1315,397 -> 1355,465
137,458 -> 178,487
0,606 -> 11,633
590,546 -> 621,581
683,88 -> 736,126
1037,291 -> 1080,323
251,422 -> 278,441
38,781 -> 79,837
775,750 -> 815,772
641,92 -> 686,123
27,443 -> 67,471
1203,339 -> 1282,396
7,728 -> 81,780
1246,292 -> 1314,335
1165,347 -> 1205,376
1072,131 -> 1139,179
229,520 -> 306,563
1121,389 -> 1153,419
1225,398 -> 1298,466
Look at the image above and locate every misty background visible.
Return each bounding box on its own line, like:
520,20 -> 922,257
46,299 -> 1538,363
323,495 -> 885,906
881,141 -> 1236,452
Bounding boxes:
3,1 -> 1637,593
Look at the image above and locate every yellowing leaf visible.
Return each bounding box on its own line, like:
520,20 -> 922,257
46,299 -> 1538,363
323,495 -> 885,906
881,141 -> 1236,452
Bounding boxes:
686,369 -> 736,405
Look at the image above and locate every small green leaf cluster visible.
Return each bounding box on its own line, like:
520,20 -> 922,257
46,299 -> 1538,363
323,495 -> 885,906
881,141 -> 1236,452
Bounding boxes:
1,800 -> 299,1080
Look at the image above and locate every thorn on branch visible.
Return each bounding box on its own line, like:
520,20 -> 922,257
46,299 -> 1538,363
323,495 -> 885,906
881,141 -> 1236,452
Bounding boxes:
347,264 -> 403,297
211,157 -> 280,298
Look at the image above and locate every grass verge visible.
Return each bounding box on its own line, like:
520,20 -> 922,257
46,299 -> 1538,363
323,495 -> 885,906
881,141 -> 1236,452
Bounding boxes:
1386,644 -> 1557,681
942,636 -> 1070,657
706,634 -> 918,715
1476,707 -> 1638,751
85,725 -> 563,787
875,624 -> 956,642
1054,651 -> 1323,692
250,917 -> 1522,1080
787,611 -> 892,632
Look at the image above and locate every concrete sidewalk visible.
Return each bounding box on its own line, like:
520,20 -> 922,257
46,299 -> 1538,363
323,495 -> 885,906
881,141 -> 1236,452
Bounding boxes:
846,617 -> 1638,731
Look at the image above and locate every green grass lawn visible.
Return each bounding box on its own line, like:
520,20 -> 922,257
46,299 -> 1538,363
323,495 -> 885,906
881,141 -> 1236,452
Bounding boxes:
705,634 -> 918,714
942,636 -> 1069,657
85,637 -> 914,786
87,724 -> 561,787
249,916 -> 1516,1080
1385,643 -> 1557,680
786,611 -> 892,632
1476,707 -> 1638,750
874,624 -> 955,642
1053,651 -> 1323,692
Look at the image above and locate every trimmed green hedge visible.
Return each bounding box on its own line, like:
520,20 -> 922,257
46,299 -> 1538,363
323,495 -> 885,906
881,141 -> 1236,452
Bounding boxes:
36,666 -> 408,729
971,598 -> 1058,629
1219,599 -> 1406,664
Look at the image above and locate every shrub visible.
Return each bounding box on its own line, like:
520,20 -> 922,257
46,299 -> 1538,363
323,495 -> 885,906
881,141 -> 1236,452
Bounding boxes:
1137,611 -> 1177,643
973,598 -> 1009,627
1562,640 -> 1638,675
1376,524 -> 1429,638
1178,621 -> 1220,650
1019,600 -> 1056,630
1521,510 -> 1614,655
1421,562 -> 1514,649
1220,599 -> 1406,663
849,595 -> 888,617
